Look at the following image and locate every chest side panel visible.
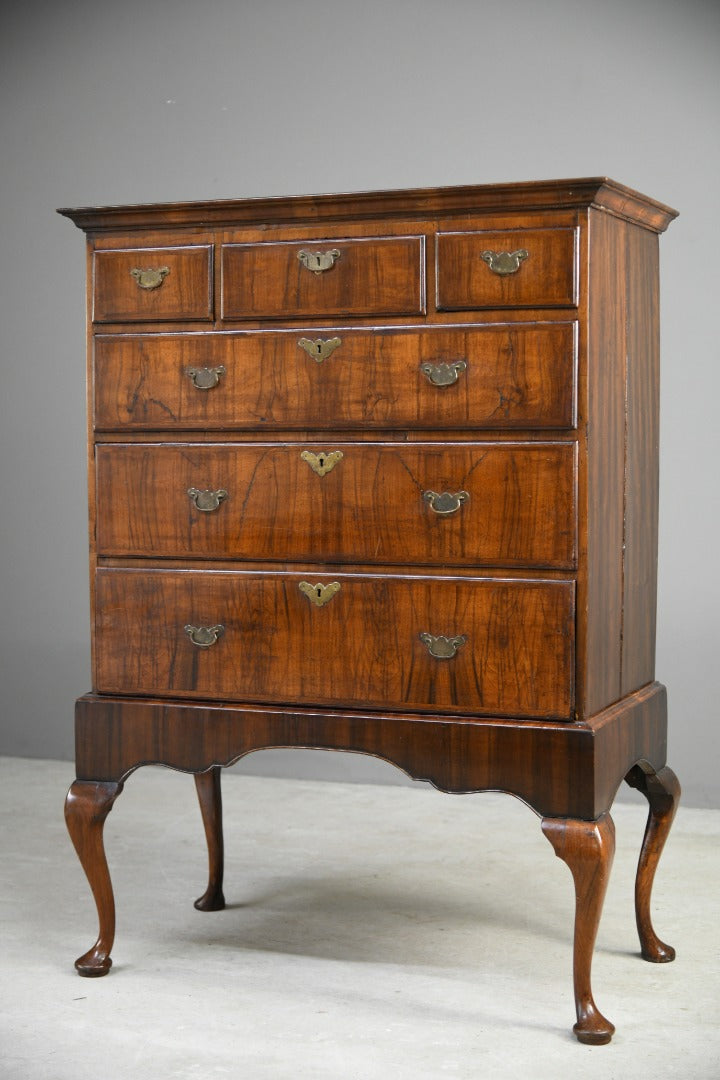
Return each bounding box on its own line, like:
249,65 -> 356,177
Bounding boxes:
621,224 -> 660,696
583,210 -> 661,717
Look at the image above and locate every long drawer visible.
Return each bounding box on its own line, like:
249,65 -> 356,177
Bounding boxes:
93,323 -> 577,430
94,569 -> 575,719
95,441 -> 577,568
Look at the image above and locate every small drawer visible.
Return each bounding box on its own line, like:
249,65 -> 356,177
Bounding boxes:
95,441 -> 577,568
93,246 -> 213,323
94,568 -> 575,719
436,228 -> 577,310
221,236 -> 425,319
93,322 -> 577,431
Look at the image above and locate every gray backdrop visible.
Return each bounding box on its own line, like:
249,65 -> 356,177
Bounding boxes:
1,0 -> 718,806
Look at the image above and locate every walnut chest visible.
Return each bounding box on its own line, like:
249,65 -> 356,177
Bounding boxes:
60,179 -> 680,1044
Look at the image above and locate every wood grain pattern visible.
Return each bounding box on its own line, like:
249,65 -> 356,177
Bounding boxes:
72,683 -> 669,818
94,568 -> 575,718
221,236 -> 424,319
582,210 -> 664,716
93,323 -> 577,431
95,441 -> 577,567
92,246 -> 213,322
622,225 -> 660,696
436,228 -> 577,310
583,209 -> 626,715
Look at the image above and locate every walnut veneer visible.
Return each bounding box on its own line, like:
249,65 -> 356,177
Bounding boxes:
60,178 -> 680,1044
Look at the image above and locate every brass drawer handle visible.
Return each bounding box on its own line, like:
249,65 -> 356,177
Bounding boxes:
297,248 -> 341,274
185,365 -> 226,390
298,336 -> 342,362
300,450 -> 343,477
187,487 -> 228,512
129,266 -> 170,290
420,360 -> 467,387
480,249 -> 529,276
423,490 -> 469,515
298,581 -> 341,607
184,624 -> 224,648
419,633 -> 467,659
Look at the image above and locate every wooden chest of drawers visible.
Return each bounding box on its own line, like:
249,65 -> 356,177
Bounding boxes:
60,178 -> 680,1044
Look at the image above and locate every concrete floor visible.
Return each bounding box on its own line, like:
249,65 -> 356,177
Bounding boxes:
1,756 -> 718,1079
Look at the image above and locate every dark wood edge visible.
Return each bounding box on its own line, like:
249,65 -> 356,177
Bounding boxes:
57,178 -> 678,235
74,682 -> 667,819
589,681 -> 668,816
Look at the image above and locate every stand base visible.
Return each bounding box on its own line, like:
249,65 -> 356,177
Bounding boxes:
65,682 -> 679,1043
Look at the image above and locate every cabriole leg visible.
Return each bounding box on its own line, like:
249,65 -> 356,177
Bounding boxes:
194,766 -> 226,911
625,764 -> 680,962
542,813 -> 616,1045
64,780 -> 124,976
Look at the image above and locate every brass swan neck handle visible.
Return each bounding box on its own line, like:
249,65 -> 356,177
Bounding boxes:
130,266 -> 170,290
480,249 -> 529,276
423,490 -> 469,516
184,624 -> 225,648
185,365 -> 226,390
419,633 -> 467,659
420,360 -> 467,387
187,488 -> 228,512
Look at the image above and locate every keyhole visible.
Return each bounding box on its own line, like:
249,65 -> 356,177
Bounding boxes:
316,587 -> 322,599
318,455 -> 325,468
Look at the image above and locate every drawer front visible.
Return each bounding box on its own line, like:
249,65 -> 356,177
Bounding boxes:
96,441 -> 577,568
94,569 -> 575,719
93,323 -> 577,430
436,228 -> 577,310
221,236 -> 424,319
93,246 -> 213,323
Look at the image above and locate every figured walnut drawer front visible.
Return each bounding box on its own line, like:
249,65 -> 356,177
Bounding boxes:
93,323 -> 577,430
94,569 -> 575,719
95,441 -> 576,568
221,236 -> 424,319
93,246 -> 213,323
436,229 -> 577,310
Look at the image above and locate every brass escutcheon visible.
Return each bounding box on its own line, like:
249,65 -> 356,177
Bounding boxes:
420,360 -> 467,387
297,248 -> 341,274
130,266 -> 170,290
185,365 -> 226,390
480,249 -> 529,276
187,487 -> 228,512
184,624 -> 225,648
300,450 -> 343,477
423,490 -> 469,515
419,633 -> 467,659
297,337 -> 343,363
298,581 -> 341,607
